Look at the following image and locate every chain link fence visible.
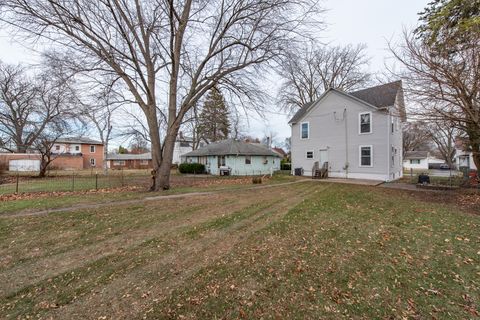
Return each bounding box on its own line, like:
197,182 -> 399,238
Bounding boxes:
0,170 -> 152,195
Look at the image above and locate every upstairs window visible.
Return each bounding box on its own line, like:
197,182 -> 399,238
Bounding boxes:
301,122 -> 309,139
359,146 -> 372,167
55,145 -> 60,151
90,145 -> 95,153
75,145 -> 80,151
359,112 -> 372,134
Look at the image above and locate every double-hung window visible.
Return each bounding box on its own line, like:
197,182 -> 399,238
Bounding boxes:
359,112 -> 372,134
359,146 -> 373,167
301,122 -> 309,139
306,151 -> 314,159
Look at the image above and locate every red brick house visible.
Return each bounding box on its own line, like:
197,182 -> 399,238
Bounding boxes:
51,137 -> 104,170
107,153 -> 152,169
1,137 -> 104,171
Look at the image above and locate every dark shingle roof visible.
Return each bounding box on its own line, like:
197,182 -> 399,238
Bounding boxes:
56,137 -> 103,145
349,80 -> 402,109
288,81 -> 402,124
405,151 -> 429,159
182,139 -> 280,157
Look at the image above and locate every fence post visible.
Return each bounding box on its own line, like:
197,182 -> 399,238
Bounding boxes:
72,173 -> 75,192
95,173 -> 98,190
121,169 -> 124,187
15,172 -> 19,194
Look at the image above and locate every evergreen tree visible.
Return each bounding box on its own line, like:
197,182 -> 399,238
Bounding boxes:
197,88 -> 230,143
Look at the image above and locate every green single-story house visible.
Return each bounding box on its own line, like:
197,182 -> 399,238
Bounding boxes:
181,139 -> 281,175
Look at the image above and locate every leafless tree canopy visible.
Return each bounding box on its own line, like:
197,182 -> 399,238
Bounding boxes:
0,0 -> 323,190
402,121 -> 432,157
0,61 -> 77,153
390,31 -> 480,169
277,43 -> 371,114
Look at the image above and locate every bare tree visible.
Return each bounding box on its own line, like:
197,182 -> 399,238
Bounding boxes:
426,120 -> 458,167
278,43 -> 371,114
389,31 -> 480,170
402,121 -> 432,157
1,0 -> 323,190
0,61 -> 76,153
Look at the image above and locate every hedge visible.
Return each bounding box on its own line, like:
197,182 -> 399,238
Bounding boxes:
179,163 -> 206,174
280,162 -> 291,171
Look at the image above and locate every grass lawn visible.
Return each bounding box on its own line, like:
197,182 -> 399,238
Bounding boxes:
0,181 -> 478,319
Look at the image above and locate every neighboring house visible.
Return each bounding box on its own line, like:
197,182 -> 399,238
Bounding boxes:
289,81 -> 405,181
173,134 -> 194,165
107,153 -> 152,169
403,151 -> 429,170
182,139 -> 281,175
272,147 -> 288,159
51,137 -> 104,170
455,138 -> 478,170
0,137 -> 104,171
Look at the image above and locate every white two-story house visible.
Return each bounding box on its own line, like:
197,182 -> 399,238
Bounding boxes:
289,81 -> 405,181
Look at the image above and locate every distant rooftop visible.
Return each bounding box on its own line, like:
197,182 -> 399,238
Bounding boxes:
56,137 -> 103,145
404,151 -> 429,159
106,152 -> 151,160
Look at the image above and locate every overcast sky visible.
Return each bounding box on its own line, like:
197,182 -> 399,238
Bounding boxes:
0,0 -> 428,148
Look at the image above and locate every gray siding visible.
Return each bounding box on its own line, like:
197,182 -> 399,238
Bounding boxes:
291,91 -> 403,181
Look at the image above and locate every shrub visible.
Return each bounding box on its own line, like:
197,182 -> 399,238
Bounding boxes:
252,176 -> 262,184
178,163 -> 205,174
280,161 -> 291,171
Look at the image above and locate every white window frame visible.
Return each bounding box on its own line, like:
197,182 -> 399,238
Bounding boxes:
359,145 -> 373,167
306,150 -> 314,159
300,122 -> 310,139
358,112 -> 372,134
75,145 -> 80,152
245,155 -> 252,165
90,158 -> 96,166
90,145 -> 96,153
113,160 -> 126,166
410,159 -> 421,165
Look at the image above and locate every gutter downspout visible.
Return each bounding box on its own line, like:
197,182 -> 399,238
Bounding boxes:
344,108 -> 348,178
386,111 -> 391,182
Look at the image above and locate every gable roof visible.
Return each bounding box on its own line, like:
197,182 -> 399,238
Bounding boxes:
349,81 -> 402,109
288,81 -> 402,124
405,151 -> 429,159
56,137 -> 103,145
182,139 -> 280,157
272,147 -> 287,157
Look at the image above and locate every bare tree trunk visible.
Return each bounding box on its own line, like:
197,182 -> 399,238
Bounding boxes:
156,129 -> 178,190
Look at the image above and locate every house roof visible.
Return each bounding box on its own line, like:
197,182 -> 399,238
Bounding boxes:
272,147 -> 287,157
288,81 -> 402,124
56,137 -> 103,145
107,152 -> 151,160
405,151 -> 429,159
182,139 -> 280,157
349,81 -> 402,109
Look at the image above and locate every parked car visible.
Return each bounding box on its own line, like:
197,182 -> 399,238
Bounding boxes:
439,164 -> 451,170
